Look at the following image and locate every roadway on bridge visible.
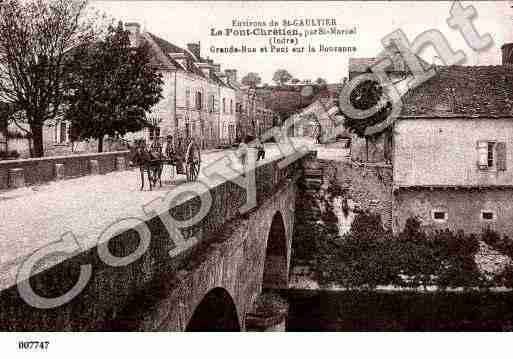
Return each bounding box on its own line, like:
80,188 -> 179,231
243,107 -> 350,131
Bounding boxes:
0,138 -> 319,289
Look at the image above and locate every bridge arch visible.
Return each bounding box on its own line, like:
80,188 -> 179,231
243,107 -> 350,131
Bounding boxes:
262,211 -> 289,289
186,287 -> 240,331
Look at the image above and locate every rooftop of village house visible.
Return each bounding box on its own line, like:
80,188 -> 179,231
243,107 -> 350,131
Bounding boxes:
399,64 -> 513,118
127,23 -> 234,89
349,38 -> 513,119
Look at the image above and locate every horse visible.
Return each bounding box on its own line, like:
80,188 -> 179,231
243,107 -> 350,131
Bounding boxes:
131,145 -> 163,191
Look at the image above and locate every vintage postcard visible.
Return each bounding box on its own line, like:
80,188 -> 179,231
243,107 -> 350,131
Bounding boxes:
0,0 -> 512,356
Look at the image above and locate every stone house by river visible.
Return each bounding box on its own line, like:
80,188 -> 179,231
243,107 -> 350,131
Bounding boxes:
392,63 -> 513,238
348,42 -> 513,238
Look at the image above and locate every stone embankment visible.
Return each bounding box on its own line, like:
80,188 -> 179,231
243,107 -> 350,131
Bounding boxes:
292,150 -> 393,287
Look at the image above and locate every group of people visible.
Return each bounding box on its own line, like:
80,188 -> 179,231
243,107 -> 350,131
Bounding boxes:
238,135 -> 266,166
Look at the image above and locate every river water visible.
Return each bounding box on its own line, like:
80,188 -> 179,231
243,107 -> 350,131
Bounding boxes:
283,289 -> 513,331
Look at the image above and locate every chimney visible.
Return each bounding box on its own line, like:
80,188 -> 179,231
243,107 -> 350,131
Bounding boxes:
125,22 -> 141,47
187,42 -> 201,60
502,43 -> 513,65
225,69 -> 237,83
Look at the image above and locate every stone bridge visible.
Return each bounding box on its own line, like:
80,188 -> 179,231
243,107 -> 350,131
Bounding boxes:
0,149 -> 316,331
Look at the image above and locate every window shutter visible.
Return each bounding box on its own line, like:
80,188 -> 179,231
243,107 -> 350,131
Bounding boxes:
497,142 -> 507,171
477,140 -> 488,169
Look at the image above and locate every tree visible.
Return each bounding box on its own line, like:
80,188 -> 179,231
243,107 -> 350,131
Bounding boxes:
241,72 -> 261,88
341,72 -> 392,161
315,77 -> 328,87
64,21 -> 163,152
342,74 -> 392,138
315,77 -> 328,89
0,0 -> 101,157
272,69 -> 292,86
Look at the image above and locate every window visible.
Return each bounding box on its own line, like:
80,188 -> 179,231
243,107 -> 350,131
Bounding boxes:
432,209 -> 447,222
149,127 -> 160,141
209,95 -> 215,113
222,98 -> 226,114
477,141 -> 507,171
56,121 -> 68,144
230,99 -> 233,114
196,91 -> 202,110
481,211 -> 495,221
487,142 -> 495,167
186,89 -> 190,108
60,122 -> 67,143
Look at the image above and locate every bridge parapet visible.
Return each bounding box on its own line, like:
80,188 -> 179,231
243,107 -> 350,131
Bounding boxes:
0,149 -> 315,331
0,150 -> 131,189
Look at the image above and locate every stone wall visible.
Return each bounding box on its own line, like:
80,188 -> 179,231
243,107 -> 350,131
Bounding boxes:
351,132 -> 392,164
0,151 -> 130,189
318,160 -> 393,228
393,188 -> 513,238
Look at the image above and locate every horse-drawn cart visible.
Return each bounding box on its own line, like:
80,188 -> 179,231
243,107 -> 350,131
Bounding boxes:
165,138 -> 201,182
132,137 -> 201,190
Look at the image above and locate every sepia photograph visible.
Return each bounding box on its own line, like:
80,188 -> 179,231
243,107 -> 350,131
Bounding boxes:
0,0 -> 512,356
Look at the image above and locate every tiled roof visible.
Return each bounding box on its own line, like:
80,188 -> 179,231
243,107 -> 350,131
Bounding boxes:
399,65 -> 513,118
349,52 -> 431,76
146,32 -> 189,59
144,32 -> 233,88
349,57 -> 379,73
144,32 -> 207,78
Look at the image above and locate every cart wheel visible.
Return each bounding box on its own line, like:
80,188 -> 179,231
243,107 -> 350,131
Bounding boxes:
185,140 -> 201,181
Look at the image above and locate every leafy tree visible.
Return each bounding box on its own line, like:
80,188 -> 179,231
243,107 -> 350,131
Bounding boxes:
0,0 -> 101,157
272,69 -> 292,86
241,72 -> 261,88
342,72 -> 392,138
315,77 -> 328,88
64,21 -> 163,152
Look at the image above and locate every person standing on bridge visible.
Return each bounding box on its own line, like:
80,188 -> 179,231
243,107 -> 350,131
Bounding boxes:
163,134 -> 175,162
238,135 -> 253,169
255,137 -> 265,161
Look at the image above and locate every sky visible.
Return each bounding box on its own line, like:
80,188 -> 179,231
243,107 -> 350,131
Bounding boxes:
93,1 -> 513,84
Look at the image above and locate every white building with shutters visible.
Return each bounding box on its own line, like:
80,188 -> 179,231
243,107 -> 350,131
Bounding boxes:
123,23 -> 236,149
391,64 -> 513,238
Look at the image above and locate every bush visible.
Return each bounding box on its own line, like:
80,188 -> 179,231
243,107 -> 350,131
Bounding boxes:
481,229 -> 513,260
495,265 -> 513,288
482,227 -> 501,249
301,211 -> 491,289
